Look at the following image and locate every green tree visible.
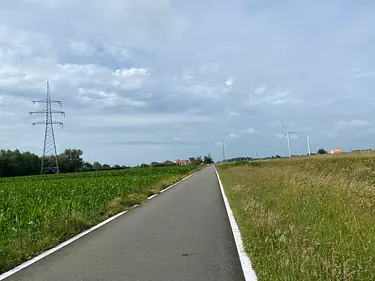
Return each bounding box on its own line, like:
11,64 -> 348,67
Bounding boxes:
195,156 -> 203,165
0,149 -> 41,177
58,149 -> 84,173
204,153 -> 213,164
81,162 -> 93,172
93,161 -> 102,171
317,149 -> 328,155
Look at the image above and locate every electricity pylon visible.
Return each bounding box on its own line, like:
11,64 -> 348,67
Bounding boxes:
30,81 -> 65,174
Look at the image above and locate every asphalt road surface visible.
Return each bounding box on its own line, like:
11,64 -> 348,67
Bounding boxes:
7,166 -> 245,281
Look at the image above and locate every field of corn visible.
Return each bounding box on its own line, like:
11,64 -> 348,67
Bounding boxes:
0,165 -> 198,273
217,153 -> 375,281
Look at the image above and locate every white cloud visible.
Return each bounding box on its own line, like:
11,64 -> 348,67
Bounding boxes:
225,78 -> 234,87
0,58 -> 149,93
325,131 -> 339,139
358,128 -> 375,136
247,88 -> 299,107
182,74 -> 194,81
353,69 -> 375,79
242,127 -> 256,134
18,0 -> 188,48
254,86 -> 266,95
229,133 -> 240,138
199,63 -> 219,74
0,63 -> 149,91
78,114 -> 212,128
114,68 -> 148,77
224,77 -> 234,91
23,0 -> 59,3
225,108 -> 239,116
173,136 -> 182,141
77,88 -> 146,108
0,25 -> 54,61
103,45 -> 131,61
334,119 -> 371,131
68,40 -> 96,56
171,73 -> 229,99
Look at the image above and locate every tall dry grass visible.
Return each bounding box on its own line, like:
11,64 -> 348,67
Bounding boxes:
217,155 -> 375,280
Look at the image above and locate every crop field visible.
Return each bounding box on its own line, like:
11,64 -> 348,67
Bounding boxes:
217,154 -> 375,281
0,165 -> 198,273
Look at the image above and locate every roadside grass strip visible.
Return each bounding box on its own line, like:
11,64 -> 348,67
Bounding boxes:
216,156 -> 375,280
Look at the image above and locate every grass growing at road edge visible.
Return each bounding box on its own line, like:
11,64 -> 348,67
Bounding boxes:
217,156 -> 375,280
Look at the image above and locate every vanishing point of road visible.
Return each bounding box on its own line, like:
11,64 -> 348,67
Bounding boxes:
6,166 -> 245,281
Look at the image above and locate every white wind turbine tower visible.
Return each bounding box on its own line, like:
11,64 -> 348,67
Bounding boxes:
280,121 -> 299,157
300,132 -> 312,156
254,141 -> 260,159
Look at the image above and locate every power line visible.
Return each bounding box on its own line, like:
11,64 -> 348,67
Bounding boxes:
30,81 -> 65,174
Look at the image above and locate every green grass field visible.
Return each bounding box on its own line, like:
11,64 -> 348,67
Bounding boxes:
217,154 -> 375,281
0,166 -> 198,273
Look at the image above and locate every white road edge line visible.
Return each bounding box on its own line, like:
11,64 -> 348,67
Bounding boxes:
147,194 -> 158,200
214,166 -> 257,281
0,210 -> 127,281
0,170 -> 198,280
160,172 -> 197,193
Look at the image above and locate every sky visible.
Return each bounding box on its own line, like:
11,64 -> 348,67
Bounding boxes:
0,0 -> 375,165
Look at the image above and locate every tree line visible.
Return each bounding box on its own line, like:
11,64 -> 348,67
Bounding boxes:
0,149 -> 129,177
144,154 -> 214,167
0,149 -> 215,177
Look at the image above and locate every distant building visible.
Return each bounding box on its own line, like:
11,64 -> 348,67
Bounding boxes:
330,148 -> 342,154
175,159 -> 191,165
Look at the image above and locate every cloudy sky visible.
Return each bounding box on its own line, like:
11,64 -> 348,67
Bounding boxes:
0,0 -> 374,165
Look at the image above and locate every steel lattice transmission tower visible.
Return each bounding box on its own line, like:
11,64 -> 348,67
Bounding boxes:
30,81 -> 65,174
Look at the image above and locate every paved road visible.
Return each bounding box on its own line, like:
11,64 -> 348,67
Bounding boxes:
7,166 -> 244,281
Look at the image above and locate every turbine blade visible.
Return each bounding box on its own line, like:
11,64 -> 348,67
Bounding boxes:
280,133 -> 287,143
280,120 -> 287,131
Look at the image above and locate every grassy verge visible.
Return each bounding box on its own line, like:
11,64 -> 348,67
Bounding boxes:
0,166 -> 199,273
216,155 -> 375,280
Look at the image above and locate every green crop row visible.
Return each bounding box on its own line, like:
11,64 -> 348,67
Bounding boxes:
0,165 -> 198,273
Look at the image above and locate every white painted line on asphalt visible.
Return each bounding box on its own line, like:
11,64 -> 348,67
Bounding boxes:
0,170 -> 199,280
0,210 -> 127,281
160,185 -> 173,193
147,194 -> 158,200
214,166 -> 257,281
160,172 -> 197,193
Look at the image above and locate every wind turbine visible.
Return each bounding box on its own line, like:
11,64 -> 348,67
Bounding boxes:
280,121 -> 299,157
222,140 -> 226,162
254,141 -> 260,159
300,133 -> 312,156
